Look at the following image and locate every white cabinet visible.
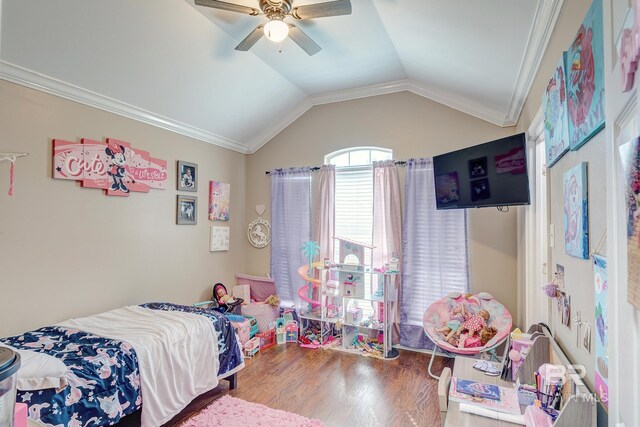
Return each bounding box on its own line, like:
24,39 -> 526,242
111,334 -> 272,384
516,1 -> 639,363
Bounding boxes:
299,264 -> 399,359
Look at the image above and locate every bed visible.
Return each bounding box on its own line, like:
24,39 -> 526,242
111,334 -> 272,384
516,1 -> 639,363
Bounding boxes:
0,303 -> 244,427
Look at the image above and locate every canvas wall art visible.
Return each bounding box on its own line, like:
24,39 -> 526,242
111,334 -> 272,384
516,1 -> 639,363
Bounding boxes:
565,0 -> 605,150
593,255 -> 608,410
563,162 -> 589,259
542,54 -> 571,167
210,226 -> 230,251
209,181 -> 231,221
621,137 -> 640,309
53,138 -> 167,197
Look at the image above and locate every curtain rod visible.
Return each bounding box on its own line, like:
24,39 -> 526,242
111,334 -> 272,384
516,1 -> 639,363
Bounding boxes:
265,160 -> 407,175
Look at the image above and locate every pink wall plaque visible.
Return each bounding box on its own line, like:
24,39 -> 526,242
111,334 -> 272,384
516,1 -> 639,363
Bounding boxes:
53,138 -> 167,196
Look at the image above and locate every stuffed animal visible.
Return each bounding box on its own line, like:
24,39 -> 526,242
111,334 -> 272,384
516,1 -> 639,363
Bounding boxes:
265,294 -> 280,307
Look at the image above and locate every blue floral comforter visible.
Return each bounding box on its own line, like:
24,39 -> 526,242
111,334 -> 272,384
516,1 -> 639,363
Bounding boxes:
0,304 -> 243,427
1,327 -> 141,426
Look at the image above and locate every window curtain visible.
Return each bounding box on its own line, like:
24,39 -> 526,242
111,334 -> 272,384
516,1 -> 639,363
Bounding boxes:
400,158 -> 469,349
372,160 -> 402,342
270,168 -> 312,309
313,165 -> 335,263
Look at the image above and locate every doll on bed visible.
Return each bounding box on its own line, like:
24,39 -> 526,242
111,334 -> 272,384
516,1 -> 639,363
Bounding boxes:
434,303 -> 469,341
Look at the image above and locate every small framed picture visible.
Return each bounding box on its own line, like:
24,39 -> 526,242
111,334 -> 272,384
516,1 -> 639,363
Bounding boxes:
468,157 -> 488,178
177,195 -> 197,225
177,161 -> 198,192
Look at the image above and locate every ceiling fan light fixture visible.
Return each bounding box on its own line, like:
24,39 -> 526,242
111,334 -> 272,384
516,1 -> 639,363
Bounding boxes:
263,19 -> 289,42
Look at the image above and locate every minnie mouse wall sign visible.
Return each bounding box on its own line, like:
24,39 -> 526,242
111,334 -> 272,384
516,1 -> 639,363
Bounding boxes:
53,138 -> 167,196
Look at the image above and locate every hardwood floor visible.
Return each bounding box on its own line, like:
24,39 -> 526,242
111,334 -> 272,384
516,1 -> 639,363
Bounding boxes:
167,345 -> 453,427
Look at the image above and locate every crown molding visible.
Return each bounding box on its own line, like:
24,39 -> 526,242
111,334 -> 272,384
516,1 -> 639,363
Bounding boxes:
404,80 -> 510,127
2,0 -> 561,156
245,79 -> 514,152
0,60 -> 252,154
248,97 -> 314,154
310,80 -> 409,106
504,0 -> 564,127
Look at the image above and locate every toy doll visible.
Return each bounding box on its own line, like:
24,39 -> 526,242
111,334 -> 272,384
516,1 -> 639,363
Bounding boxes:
455,309 -> 490,338
435,303 -> 468,341
479,325 -> 498,346
213,283 -> 244,311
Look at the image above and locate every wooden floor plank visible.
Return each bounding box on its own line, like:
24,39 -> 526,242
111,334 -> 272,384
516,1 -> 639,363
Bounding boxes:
166,345 -> 452,427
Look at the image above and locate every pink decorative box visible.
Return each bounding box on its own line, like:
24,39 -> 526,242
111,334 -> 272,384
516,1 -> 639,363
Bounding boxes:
14,403 -> 27,427
228,317 -> 251,345
511,338 -> 534,380
241,303 -> 279,332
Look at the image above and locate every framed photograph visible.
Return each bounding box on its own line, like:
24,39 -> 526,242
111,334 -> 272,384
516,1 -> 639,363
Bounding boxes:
177,161 -> 198,192
177,195 -> 197,225
468,157 -> 488,178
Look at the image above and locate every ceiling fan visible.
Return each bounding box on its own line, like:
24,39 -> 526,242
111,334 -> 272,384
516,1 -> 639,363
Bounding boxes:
194,0 -> 352,56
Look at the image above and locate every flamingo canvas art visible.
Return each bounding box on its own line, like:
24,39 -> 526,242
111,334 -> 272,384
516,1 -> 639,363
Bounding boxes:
565,0 -> 605,150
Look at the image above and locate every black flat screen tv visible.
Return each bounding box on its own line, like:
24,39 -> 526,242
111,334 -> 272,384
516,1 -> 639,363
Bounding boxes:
433,133 -> 530,210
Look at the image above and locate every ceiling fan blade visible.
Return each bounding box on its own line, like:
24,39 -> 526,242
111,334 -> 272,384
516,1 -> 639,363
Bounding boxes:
194,0 -> 260,16
288,25 -> 321,56
291,0 -> 351,20
235,25 -> 264,51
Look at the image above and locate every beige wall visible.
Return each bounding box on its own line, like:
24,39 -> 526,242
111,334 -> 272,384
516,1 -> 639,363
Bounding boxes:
0,80 -> 246,337
245,92 -> 521,321
516,0 -> 601,392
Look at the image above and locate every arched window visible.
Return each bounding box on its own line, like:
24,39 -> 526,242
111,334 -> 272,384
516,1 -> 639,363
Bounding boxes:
325,147 -> 392,263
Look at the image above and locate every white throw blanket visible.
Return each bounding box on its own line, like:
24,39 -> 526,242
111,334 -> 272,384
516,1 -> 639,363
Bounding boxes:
58,306 -> 220,427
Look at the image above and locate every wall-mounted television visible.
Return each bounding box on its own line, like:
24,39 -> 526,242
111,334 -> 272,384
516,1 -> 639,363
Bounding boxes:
433,133 -> 530,210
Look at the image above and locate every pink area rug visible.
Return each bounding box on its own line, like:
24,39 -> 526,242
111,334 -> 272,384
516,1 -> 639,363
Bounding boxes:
181,395 -> 325,427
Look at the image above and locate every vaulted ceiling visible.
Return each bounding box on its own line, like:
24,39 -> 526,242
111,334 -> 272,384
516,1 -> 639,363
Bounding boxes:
0,0 -> 562,153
